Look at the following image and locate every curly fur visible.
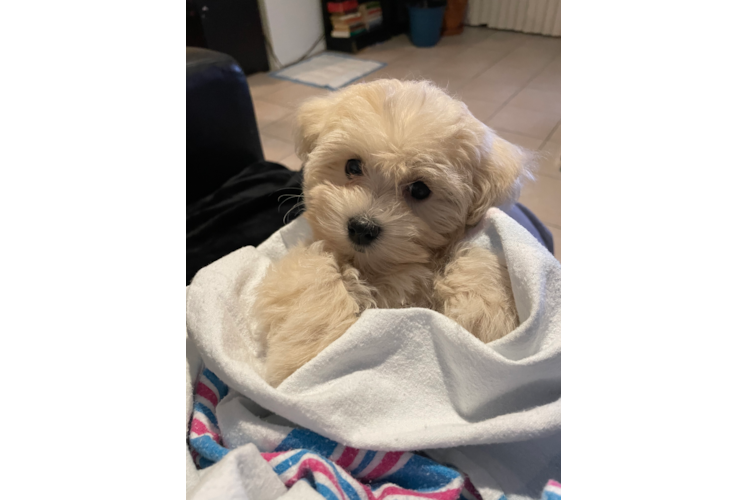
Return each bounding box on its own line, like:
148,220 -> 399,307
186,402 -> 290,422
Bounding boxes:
252,79 -> 533,386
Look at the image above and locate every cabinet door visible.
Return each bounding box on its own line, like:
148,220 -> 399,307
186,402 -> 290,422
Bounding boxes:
193,0 -> 269,75
187,1 -> 207,48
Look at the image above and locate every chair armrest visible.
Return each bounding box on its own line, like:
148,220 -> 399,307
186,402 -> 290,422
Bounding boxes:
187,47 -> 264,205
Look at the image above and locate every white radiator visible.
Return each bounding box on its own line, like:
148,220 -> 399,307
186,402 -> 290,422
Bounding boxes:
466,0 -> 561,36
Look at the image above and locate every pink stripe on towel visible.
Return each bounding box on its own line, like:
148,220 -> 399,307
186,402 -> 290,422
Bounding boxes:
287,456 -> 348,500
336,446 -> 360,469
195,382 -> 218,407
191,418 -> 221,443
372,483 -> 461,500
360,452 -> 405,481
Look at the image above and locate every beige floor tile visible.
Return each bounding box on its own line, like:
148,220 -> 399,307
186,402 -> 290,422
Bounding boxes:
493,131 -> 544,151
533,59 -> 561,75
387,50 -> 448,72
535,141 -> 561,179
518,174 -> 561,227
356,45 -> 414,64
460,97 -> 505,124
358,69 -> 388,84
520,35 -> 561,57
487,105 -> 560,140
261,114 -> 295,143
420,71 -> 472,94
420,55 -> 487,87
361,63 -> 427,83
526,66 -> 561,92
279,153 -> 303,171
472,31 -> 527,53
260,135 -> 295,163
516,41 -> 561,56
548,120 -> 561,146
477,62 -> 538,87
456,77 -> 520,105
507,87 -> 561,114
414,43 -> 471,59
500,51 -> 551,74
427,53 -> 497,80
463,46 -> 517,64
543,122 -> 577,172
261,82 -> 330,108
471,42 -> 522,64
246,73 -> 292,99
545,55 -> 561,74
527,77 -> 560,93
485,131 -> 559,180
253,99 -> 294,129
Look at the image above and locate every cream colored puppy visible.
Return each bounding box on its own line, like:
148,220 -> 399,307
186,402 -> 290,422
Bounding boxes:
254,79 -> 532,387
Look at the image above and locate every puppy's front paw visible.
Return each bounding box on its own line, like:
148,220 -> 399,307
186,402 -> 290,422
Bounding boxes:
254,242 -> 363,386
435,244 -> 519,343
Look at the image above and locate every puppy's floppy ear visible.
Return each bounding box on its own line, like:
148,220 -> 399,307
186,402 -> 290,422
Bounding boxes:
293,94 -> 338,162
466,131 -> 534,226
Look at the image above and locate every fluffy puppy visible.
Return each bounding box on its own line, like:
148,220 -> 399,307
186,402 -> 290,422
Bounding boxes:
253,79 -> 532,387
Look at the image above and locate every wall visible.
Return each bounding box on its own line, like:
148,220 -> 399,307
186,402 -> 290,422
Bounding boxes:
258,0 -> 326,70
466,0 -> 561,36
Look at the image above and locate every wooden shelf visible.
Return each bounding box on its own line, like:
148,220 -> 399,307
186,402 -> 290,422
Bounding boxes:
321,1 -> 408,54
326,27 -> 390,53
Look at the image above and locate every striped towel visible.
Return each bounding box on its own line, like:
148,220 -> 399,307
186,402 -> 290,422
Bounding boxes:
541,481 -> 561,500
188,368 -> 561,500
188,368 -> 230,467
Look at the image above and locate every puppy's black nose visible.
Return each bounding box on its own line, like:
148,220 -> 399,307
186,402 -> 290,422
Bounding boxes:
347,217 -> 381,247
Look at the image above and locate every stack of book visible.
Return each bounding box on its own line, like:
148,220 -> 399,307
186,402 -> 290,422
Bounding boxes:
328,1 -> 366,38
359,2 -> 382,31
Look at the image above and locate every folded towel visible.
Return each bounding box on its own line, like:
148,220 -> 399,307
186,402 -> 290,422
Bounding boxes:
186,207 -> 561,500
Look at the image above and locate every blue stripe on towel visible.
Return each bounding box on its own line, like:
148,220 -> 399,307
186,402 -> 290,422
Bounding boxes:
276,428 -> 338,458
194,402 -> 219,427
273,450 -> 308,475
326,456 -> 361,500
349,450 -> 377,476
315,483 -> 340,500
385,454 -> 461,491
191,435 -> 230,463
203,369 -> 229,399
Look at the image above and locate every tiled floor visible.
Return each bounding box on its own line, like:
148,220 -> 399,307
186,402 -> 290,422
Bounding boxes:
246,27 -> 561,260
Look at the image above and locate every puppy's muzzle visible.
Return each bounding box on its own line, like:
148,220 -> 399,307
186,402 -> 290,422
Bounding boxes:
347,216 -> 381,249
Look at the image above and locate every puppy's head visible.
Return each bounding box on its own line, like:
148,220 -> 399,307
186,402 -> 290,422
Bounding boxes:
295,79 -> 532,271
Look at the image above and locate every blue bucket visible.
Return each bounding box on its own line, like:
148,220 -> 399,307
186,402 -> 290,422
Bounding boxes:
408,6 -> 446,47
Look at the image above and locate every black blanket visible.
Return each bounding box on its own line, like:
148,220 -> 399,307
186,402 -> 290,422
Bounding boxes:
187,161 -> 304,284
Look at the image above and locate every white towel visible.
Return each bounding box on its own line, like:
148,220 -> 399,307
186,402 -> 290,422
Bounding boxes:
187,442 -> 325,500
186,207 -> 561,500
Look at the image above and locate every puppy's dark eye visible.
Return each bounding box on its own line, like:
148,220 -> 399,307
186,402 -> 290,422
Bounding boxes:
409,181 -> 431,200
345,159 -> 363,177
